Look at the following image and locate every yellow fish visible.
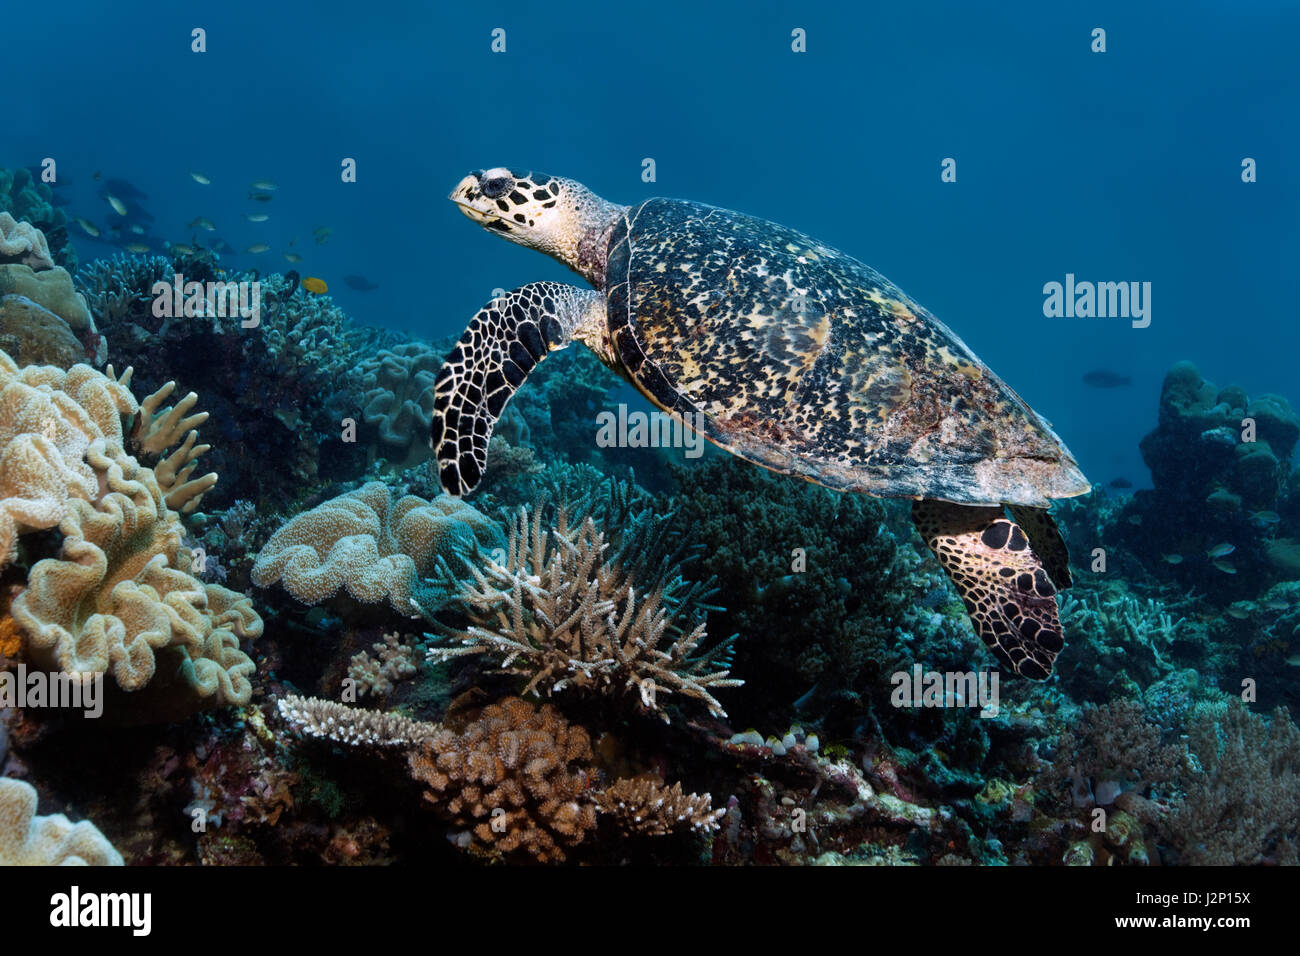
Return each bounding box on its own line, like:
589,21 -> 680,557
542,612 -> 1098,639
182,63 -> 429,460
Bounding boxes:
106,195 -> 127,215
301,276 -> 328,295
75,218 -> 100,237
245,244 -> 270,254
190,171 -> 211,185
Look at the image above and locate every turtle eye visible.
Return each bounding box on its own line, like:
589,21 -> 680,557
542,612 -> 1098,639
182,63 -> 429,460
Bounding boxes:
481,176 -> 512,199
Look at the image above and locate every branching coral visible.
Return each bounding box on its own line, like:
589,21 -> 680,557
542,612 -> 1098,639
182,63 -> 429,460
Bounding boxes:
427,500 -> 741,720
1049,698 -> 1192,800
0,777 -> 123,865
277,693 -> 440,747
251,481 -> 504,615
348,631 -> 423,697
1171,701 -> 1300,865
408,696 -> 597,862
594,777 -> 724,835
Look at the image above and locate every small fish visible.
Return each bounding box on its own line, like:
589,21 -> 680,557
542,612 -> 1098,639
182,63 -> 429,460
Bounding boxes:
1264,597 -> 1290,611
301,276 -> 328,295
1206,542 -> 1236,559
1286,654 -> 1300,667
1107,477 -> 1133,489
1127,514 -> 1143,526
106,194 -> 127,215
1083,370 -> 1133,388
1212,559 -> 1237,575
130,224 -> 145,235
1161,554 -> 1184,565
75,218 -> 100,237
245,243 -> 270,254
248,192 -> 274,202
92,170 -> 101,180
189,171 -> 211,185
1226,604 -> 1251,620
283,252 -> 303,263
312,226 -> 332,245
188,217 -> 216,231
250,180 -> 278,191
343,274 -> 379,292
1250,511 -> 1281,526
169,243 -> 196,255
244,213 -> 270,222
123,242 -> 150,253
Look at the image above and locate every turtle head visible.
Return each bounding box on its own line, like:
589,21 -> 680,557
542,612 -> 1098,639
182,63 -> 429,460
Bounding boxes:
449,168 -> 625,284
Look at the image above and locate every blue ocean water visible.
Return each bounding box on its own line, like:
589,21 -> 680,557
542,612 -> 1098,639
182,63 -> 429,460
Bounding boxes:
6,0 -> 1295,487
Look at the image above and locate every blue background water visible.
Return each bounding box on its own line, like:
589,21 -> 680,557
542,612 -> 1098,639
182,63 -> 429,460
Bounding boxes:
6,0 -> 1296,489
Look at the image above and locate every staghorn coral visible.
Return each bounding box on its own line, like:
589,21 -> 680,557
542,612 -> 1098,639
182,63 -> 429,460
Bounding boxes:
252,481 -> 504,615
427,500 -> 741,721
593,777 -> 724,836
75,253 -> 170,329
277,693 -> 440,747
10,438 -> 261,711
0,777 -> 123,865
408,696 -> 597,862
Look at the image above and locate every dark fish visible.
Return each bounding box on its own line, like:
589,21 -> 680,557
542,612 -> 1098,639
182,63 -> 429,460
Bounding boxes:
248,192 -> 274,202
343,274 -> 379,291
1108,477 -> 1133,489
1083,370 -> 1133,388
284,270 -> 300,297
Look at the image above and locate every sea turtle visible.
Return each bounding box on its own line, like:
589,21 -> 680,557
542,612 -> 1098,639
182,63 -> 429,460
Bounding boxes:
431,168 -> 1090,679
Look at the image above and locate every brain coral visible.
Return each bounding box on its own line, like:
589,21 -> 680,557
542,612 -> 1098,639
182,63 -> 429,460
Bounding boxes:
0,777 -> 123,865
251,481 -> 504,614
11,439 -> 261,709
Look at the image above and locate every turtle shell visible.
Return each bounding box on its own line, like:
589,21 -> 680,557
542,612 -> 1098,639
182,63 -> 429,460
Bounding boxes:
604,199 -> 1089,508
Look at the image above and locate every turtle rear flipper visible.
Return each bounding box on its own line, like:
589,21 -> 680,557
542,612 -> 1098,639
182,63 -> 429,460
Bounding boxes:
912,500 -> 1065,680
432,282 -> 604,496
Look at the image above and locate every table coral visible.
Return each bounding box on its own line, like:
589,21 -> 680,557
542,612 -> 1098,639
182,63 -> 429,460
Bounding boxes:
0,777 -> 123,865
251,481 -> 504,615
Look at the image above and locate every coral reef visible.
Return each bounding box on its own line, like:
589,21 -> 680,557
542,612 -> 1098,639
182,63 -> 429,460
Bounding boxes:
0,168 -> 75,270
427,500 -> 741,721
0,777 -> 123,865
348,631 -> 423,697
251,481 -> 504,615
0,212 -> 54,270
357,341 -> 443,469
594,777 -> 724,836
278,694 -> 440,747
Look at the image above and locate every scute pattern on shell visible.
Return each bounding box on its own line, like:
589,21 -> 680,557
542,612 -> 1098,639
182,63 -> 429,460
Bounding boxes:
604,199 -> 1088,508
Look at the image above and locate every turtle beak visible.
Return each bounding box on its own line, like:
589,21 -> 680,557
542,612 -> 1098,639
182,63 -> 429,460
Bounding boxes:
449,173 -> 513,232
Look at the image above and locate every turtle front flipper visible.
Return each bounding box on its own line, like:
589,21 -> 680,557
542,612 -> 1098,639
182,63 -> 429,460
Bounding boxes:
912,500 -> 1065,680
1006,505 -> 1073,589
432,282 -> 605,495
